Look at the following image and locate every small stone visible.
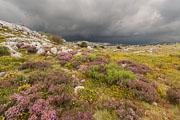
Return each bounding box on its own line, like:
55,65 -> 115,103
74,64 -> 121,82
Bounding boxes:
0,72 -> 5,76
47,51 -> 52,55
37,48 -> 45,54
74,86 -> 84,94
51,47 -> 58,54
81,79 -> 85,82
152,102 -> 157,106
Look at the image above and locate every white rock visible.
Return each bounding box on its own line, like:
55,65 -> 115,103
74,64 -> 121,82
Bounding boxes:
87,46 -> 93,50
133,51 -> 145,54
51,47 -> 58,54
62,39 -> 66,42
81,79 -> 85,82
37,48 -> 45,54
152,102 -> 157,106
74,86 -> 84,94
122,64 -> 127,68
75,52 -> 82,55
0,72 -> 5,76
61,47 -> 73,53
12,52 -> 22,57
47,51 -> 52,55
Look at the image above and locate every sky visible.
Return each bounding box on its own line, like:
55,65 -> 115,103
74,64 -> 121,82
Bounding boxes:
0,0 -> 180,44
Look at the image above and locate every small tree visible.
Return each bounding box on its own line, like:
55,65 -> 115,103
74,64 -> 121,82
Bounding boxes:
79,41 -> 88,48
51,35 -> 63,44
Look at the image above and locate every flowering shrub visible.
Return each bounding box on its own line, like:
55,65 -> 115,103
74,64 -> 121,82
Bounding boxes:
117,59 -> 153,74
45,71 -> 74,86
1,70 -> 76,119
128,80 -> 159,103
106,100 -> 142,120
0,72 -> 28,88
110,85 -> 131,99
56,52 -> 74,62
86,63 -> 135,85
27,46 -> 37,53
21,60 -> 50,71
3,91 -> 57,120
60,110 -> 92,120
87,56 -> 108,66
71,61 -> 82,68
78,88 -> 97,103
29,73 -> 45,84
166,88 -> 180,104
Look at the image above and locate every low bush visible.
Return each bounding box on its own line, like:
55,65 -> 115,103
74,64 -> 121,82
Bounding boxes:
21,60 -> 50,71
0,56 -> 26,71
167,88 -> 180,104
117,46 -> 122,49
60,110 -> 93,120
51,35 -> 63,44
78,88 -> 97,103
0,70 -> 76,119
128,80 -> 159,103
27,46 -> 37,53
29,73 -> 45,84
79,41 -> 88,48
56,52 -> 74,62
106,100 -> 143,120
86,64 -> 135,85
118,59 -> 153,74
0,46 -> 10,56
45,71 -> 73,86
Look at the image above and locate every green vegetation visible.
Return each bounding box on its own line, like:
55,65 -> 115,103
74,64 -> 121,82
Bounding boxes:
0,46 -> 10,56
86,63 -> 135,85
51,35 -> 64,44
79,41 -> 88,48
0,28 -> 180,119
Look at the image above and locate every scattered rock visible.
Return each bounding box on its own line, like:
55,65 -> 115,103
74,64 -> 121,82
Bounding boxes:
47,51 -> 52,55
51,47 -> 58,54
74,86 -> 84,94
37,48 -> 45,54
152,102 -> 157,106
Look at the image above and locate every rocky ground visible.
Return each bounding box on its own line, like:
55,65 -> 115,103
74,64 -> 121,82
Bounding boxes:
0,20 -> 180,120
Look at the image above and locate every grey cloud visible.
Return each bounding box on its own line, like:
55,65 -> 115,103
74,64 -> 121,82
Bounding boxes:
0,0 -> 180,44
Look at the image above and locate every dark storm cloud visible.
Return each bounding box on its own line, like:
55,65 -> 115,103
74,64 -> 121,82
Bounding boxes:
0,0 -> 180,44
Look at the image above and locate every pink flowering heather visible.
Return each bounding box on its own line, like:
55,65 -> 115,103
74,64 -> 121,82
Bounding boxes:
167,88 -> 180,104
27,46 -> 37,53
128,80 -> 159,103
106,100 -> 142,120
118,59 -> 153,74
56,52 -> 74,61
21,60 -> 51,71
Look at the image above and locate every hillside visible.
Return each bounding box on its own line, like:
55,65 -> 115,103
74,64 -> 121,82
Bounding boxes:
0,20 -> 180,120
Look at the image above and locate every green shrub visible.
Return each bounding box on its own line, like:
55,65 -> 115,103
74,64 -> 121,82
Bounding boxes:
86,64 -> 135,85
51,35 -> 63,44
0,46 -> 10,56
79,41 -> 88,48
86,53 -> 96,61
93,110 -> 116,120
74,55 -> 87,62
78,88 -> 97,103
0,56 -> 26,71
0,36 -> 6,43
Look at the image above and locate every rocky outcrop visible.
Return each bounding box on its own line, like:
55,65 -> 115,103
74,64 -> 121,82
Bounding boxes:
0,20 -> 53,57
